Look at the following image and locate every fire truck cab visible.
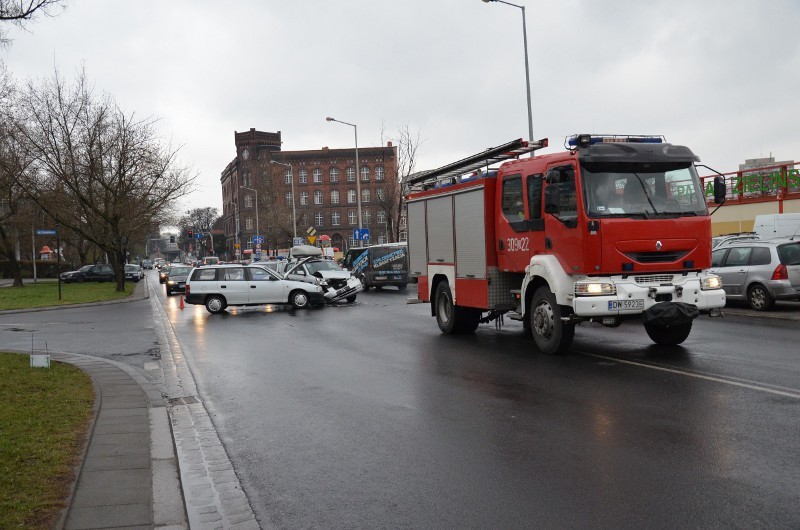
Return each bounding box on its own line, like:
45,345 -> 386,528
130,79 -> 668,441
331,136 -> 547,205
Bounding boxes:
406,135 -> 727,354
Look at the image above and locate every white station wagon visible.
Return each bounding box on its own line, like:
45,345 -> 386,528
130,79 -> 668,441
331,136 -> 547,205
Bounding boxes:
184,264 -> 326,314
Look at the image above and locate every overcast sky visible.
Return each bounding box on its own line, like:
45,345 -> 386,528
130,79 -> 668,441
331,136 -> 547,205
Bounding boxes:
3,0 -> 799,212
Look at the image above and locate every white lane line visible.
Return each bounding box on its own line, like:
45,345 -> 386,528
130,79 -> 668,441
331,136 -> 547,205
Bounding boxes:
577,351 -> 800,400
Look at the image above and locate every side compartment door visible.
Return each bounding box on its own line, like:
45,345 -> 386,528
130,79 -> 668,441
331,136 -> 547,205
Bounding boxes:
247,267 -> 286,304
220,267 -> 250,304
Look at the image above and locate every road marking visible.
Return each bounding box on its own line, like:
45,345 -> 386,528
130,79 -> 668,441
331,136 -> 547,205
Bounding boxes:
577,351 -> 800,400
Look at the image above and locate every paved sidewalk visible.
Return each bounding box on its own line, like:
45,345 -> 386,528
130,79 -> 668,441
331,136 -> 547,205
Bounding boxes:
52,352 -> 186,529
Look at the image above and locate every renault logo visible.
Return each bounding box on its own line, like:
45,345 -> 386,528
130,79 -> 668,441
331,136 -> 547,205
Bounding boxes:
656,240 -> 663,251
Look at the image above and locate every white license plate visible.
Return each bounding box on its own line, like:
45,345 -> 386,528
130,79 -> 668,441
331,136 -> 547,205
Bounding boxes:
608,299 -> 644,310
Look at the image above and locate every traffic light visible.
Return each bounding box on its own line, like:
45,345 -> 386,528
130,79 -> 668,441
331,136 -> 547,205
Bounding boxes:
188,229 -> 193,238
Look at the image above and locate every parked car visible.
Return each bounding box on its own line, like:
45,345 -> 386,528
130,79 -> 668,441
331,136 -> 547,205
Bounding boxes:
342,243 -> 409,291
165,265 -> 193,296
712,232 -> 759,249
201,256 -> 220,266
184,264 -> 325,314
277,245 -> 362,303
709,238 -> 800,310
158,265 -> 171,284
142,259 -> 153,270
124,263 -> 144,282
60,264 -> 115,283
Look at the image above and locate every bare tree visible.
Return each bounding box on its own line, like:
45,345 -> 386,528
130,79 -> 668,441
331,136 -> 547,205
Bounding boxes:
0,0 -> 66,45
377,124 -> 422,242
11,68 -> 195,291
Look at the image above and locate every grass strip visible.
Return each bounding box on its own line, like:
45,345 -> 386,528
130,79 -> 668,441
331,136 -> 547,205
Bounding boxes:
0,281 -> 135,310
0,352 -> 95,529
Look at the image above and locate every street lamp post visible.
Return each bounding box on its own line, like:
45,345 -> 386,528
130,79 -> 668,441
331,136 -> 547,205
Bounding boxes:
482,0 -> 533,142
326,116 -> 363,247
269,160 -> 297,241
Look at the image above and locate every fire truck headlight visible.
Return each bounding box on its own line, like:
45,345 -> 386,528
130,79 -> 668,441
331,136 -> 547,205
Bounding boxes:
575,281 -> 616,296
701,274 -> 722,290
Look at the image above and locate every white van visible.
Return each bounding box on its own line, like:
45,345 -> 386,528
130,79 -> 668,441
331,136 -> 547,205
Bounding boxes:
753,214 -> 800,239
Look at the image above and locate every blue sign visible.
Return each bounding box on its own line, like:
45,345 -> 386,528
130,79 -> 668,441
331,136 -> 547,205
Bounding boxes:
292,237 -> 304,246
253,236 -> 265,244
195,233 -> 202,239
353,228 -> 370,241
36,229 -> 57,235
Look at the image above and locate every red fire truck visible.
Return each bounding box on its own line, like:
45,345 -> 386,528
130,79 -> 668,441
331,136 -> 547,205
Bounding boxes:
406,134 -> 728,354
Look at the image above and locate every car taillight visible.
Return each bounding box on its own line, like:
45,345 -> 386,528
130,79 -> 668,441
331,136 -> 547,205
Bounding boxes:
771,264 -> 788,280
185,284 -> 191,295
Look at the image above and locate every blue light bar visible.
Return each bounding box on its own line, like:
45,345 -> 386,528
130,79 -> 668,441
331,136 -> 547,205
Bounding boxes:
567,134 -> 665,148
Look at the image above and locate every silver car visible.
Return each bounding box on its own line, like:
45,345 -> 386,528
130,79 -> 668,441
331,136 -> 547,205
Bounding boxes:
710,239 -> 800,310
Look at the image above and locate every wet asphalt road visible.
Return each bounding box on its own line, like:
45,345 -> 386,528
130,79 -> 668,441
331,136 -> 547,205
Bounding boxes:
1,273 -> 797,528
149,273 -> 799,529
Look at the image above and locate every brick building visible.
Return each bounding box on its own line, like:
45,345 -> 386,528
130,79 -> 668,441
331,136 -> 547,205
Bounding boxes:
220,128 -> 399,259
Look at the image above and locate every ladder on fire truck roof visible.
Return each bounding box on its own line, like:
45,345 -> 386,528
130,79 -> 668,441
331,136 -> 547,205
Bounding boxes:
406,138 -> 548,191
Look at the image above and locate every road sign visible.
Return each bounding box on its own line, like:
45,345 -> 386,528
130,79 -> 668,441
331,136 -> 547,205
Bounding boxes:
255,243 -> 262,250
306,226 -> 316,236
195,233 -> 202,239
35,229 -> 57,236
234,243 -> 240,249
293,237 -> 304,246
308,235 -> 317,245
253,236 -> 265,244
353,228 -> 370,241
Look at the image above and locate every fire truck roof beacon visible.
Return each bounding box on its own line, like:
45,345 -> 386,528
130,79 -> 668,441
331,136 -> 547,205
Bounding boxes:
566,134 -> 666,148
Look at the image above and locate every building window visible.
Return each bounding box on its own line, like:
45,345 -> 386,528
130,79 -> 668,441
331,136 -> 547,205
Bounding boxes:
332,211 -> 340,226
376,166 -> 385,181
361,166 -> 370,182
245,217 -> 253,230
330,189 -> 340,204
300,191 -> 308,205
378,210 -> 386,224
313,168 -> 322,183
244,195 -> 253,208
314,190 -> 323,205
284,169 -> 292,184
379,235 -> 388,244
363,209 -> 371,225
285,192 -> 292,205
346,167 -> 355,182
298,169 -> 308,184
315,212 -> 324,226
376,188 -> 385,200
348,210 -> 358,225
329,167 -> 339,183
347,189 -> 356,203
362,189 -> 370,203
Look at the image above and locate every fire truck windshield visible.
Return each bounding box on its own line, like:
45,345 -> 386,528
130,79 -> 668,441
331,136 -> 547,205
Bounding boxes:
581,164 -> 708,218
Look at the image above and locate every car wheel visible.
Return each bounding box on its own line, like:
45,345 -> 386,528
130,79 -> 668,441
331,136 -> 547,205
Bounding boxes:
345,294 -> 357,303
290,290 -> 310,309
747,284 -> 774,311
529,286 -> 574,355
166,288 -> 172,296
397,284 -> 407,292
205,295 -> 226,314
644,321 -> 693,346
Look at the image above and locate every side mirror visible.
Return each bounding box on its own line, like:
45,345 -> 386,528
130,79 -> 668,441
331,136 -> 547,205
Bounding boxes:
544,185 -> 560,215
713,176 -> 726,204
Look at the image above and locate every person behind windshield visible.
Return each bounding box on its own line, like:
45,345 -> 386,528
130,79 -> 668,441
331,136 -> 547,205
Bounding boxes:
590,175 -> 621,214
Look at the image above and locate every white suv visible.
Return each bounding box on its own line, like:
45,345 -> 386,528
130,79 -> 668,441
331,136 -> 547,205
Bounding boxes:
185,264 -> 326,314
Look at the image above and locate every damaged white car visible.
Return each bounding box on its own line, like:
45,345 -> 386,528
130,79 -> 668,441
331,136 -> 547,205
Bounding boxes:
278,245 -> 362,303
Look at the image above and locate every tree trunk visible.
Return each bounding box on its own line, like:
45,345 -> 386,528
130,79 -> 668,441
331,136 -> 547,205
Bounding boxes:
0,224 -> 24,287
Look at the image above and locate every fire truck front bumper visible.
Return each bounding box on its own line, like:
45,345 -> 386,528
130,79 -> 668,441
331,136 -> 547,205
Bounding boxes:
571,274 -> 726,318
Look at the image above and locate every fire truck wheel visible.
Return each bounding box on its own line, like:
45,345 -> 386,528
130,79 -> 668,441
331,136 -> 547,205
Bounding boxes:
530,286 -> 574,355
434,281 -> 478,334
435,282 -> 458,334
643,322 -> 692,346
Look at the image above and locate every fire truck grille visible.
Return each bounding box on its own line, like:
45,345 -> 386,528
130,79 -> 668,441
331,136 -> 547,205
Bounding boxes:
633,274 -> 675,284
623,251 -> 688,263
